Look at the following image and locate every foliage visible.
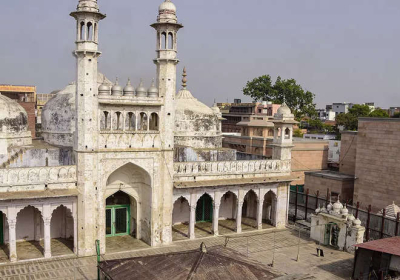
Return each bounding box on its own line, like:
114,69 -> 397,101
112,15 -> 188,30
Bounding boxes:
369,108 -> 389,118
293,129 -> 304,138
393,112 -> 400,118
243,75 -> 316,120
336,105 -> 389,131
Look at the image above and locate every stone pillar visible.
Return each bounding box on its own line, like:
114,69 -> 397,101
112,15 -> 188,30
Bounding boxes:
212,203 -> 220,236
43,217 -> 52,258
236,201 -> 243,234
73,201 -> 78,255
8,219 -> 17,262
257,199 -> 264,230
189,206 -> 196,239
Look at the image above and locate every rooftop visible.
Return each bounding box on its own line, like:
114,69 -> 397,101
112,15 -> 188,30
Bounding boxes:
355,236 -> 400,257
305,170 -> 355,181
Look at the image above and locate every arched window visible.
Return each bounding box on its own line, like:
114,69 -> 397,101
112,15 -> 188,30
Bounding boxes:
285,128 -> 291,139
112,112 -> 123,130
149,113 -> 159,131
168,32 -> 173,49
161,32 -> 167,49
268,129 -> 274,137
80,22 -> 85,41
94,23 -> 97,42
101,111 -> 110,130
126,112 -> 136,131
138,112 -> 148,131
87,22 -> 93,41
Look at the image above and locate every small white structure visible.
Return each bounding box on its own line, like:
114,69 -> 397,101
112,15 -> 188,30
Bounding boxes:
310,199 -> 365,252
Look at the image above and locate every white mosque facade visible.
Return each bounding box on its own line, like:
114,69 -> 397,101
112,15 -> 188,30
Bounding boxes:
0,0 -> 296,262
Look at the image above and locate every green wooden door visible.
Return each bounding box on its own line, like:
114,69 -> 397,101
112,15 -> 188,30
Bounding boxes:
106,205 -> 130,237
196,195 -> 213,222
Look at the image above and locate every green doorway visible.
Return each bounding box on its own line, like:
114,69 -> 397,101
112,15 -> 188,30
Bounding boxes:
0,211 -> 3,245
106,192 -> 131,237
196,194 -> 213,222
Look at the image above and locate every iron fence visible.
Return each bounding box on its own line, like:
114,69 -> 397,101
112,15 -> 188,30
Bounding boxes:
289,186 -> 400,242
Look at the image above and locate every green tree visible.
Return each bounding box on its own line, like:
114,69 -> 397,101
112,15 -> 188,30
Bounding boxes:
293,129 -> 304,138
393,112 -> 400,118
369,108 -> 389,118
243,75 -> 316,120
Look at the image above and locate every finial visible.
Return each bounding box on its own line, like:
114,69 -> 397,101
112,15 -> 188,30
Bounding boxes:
127,78 -> 131,85
139,78 -> 144,86
151,78 -> 156,87
115,77 -> 119,85
182,67 -> 187,89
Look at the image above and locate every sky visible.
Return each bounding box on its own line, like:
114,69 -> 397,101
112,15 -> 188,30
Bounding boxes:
0,0 -> 399,108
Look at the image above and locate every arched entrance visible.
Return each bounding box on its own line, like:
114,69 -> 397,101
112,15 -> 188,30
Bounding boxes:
0,211 -> 6,262
106,191 -> 132,237
105,163 -> 152,250
242,190 -> 258,229
50,206 -> 74,257
171,197 -> 190,241
195,194 -> 213,236
16,206 -> 44,261
263,191 -> 277,226
219,191 -> 237,233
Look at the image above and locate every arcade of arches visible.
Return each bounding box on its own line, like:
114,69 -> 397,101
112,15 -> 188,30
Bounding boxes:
172,186 -> 287,241
0,197 -> 77,262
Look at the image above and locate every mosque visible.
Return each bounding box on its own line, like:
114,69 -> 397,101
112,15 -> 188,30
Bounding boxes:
0,0 -> 296,262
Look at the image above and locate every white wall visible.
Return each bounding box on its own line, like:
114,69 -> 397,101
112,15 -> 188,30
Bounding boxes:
219,193 -> 236,219
172,199 -> 190,224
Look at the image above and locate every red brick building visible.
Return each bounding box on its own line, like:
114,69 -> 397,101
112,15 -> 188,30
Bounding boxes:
0,85 -> 36,138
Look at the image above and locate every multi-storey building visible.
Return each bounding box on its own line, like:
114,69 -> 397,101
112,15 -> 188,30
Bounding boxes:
0,0 -> 296,263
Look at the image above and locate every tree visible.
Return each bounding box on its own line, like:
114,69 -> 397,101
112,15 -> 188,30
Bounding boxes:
243,75 -> 316,120
369,108 -> 389,118
393,112 -> 400,118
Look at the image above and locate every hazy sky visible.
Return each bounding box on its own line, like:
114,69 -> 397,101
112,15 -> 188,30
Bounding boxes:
1,0 -> 399,108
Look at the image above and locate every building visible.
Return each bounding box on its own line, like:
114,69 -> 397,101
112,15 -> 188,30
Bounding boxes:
218,101 -> 281,133
353,237 -> 400,279
0,85 -> 36,138
389,107 -> 400,117
303,134 -> 336,141
36,92 -> 57,137
0,0 -> 296,263
222,117 -> 329,185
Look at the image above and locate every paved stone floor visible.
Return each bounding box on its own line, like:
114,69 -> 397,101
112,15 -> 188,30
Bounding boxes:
172,218 -> 274,241
0,238 -> 74,263
0,228 -> 354,280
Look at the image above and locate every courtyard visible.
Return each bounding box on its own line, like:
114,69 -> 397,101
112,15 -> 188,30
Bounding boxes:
0,227 -> 354,280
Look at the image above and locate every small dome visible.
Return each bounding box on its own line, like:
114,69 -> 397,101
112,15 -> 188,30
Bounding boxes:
98,79 -> 110,96
123,79 -> 135,96
277,103 -> 292,116
147,79 -> 159,98
333,199 -> 343,214
0,94 -> 29,134
111,78 -> 123,96
341,206 -> 349,216
136,79 -> 147,97
327,202 -> 333,212
347,214 -> 355,222
159,0 -> 176,13
353,218 -> 362,227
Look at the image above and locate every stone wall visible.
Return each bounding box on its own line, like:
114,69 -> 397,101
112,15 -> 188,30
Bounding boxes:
18,102 -> 36,138
304,172 -> 354,201
353,118 -> 400,212
339,132 -> 358,176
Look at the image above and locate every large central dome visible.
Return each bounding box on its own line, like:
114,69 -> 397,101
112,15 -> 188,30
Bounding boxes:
174,68 -> 222,149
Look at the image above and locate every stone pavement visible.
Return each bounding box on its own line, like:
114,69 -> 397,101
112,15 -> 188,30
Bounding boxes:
0,228 -> 354,280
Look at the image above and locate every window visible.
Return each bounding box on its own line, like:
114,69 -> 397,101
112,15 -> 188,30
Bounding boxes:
80,22 -> 85,40
149,113 -> 159,131
87,22 -> 93,41
161,32 -> 167,49
138,112 -> 148,131
168,32 -> 173,49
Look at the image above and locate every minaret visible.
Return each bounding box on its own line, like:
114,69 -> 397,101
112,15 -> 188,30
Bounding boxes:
272,103 -> 297,161
70,0 -> 106,256
151,0 -> 183,149
151,0 -> 183,244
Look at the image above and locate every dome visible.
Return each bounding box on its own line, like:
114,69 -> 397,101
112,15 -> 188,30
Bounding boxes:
111,78 -> 123,96
98,78 -> 110,96
333,199 -> 343,214
0,94 -> 29,134
147,79 -> 159,98
42,73 -> 111,147
123,79 -> 135,96
341,206 -> 349,216
277,103 -> 292,116
175,68 -> 222,149
136,79 -> 147,97
159,0 -> 176,13
353,218 -> 362,228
